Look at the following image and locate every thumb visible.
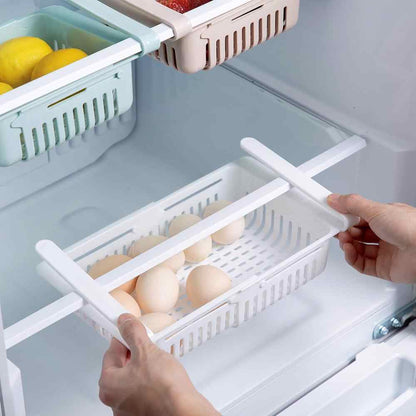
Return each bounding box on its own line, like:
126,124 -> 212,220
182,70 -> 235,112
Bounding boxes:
118,313 -> 150,352
327,194 -> 385,223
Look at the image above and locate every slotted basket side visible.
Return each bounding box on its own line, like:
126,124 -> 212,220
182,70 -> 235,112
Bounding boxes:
0,8 -> 135,167
44,192 -> 330,357
37,159 -> 332,357
9,62 -> 134,163
156,243 -> 329,358
151,0 -> 299,73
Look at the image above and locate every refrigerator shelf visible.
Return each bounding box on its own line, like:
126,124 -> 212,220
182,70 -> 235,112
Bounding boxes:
31,137 -> 365,358
93,0 -> 299,73
0,5 -> 156,167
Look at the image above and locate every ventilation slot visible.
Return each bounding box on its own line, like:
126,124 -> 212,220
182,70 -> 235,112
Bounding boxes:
82,103 -> 90,131
214,39 -> 220,65
275,10 -> 279,35
242,27 -> 247,51
258,18 -> 263,44
52,118 -> 60,144
250,23 -> 255,48
42,123 -> 50,149
72,109 -> 80,136
162,43 -> 168,66
225,35 -> 230,60
32,128 -> 39,155
112,89 -> 119,116
233,31 -> 238,56
171,47 -> 178,70
63,113 -> 70,140
266,14 -> 271,39
93,98 -> 100,126
283,6 -> 287,31
205,43 -> 210,69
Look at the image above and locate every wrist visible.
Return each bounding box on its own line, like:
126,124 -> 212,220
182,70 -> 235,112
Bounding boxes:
169,388 -> 220,416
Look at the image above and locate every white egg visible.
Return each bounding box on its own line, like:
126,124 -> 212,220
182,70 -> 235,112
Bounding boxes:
111,289 -> 141,317
203,200 -> 245,245
168,214 -> 212,263
140,313 -> 176,333
88,255 -> 137,294
186,265 -> 232,308
128,235 -> 185,272
135,266 -> 179,313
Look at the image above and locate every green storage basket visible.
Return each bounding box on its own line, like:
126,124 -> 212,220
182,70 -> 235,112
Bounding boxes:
0,6 -> 155,167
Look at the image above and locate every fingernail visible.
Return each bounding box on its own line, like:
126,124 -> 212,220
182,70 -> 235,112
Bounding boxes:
118,313 -> 135,326
327,193 -> 340,204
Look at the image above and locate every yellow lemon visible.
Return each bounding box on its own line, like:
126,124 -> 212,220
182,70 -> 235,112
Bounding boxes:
0,82 -> 12,95
0,37 -> 52,87
31,48 -> 87,80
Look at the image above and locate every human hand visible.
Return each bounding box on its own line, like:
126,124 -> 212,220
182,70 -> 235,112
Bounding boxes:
327,194 -> 416,283
99,314 -> 220,416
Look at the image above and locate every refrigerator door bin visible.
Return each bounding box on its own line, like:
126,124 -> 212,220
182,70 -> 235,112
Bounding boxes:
281,322 -> 416,416
97,0 -> 299,73
0,5 -> 157,167
33,136 -> 365,358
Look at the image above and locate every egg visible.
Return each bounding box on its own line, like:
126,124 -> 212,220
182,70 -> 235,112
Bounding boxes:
128,235 -> 185,272
139,313 -> 176,333
135,266 -> 179,313
186,265 -> 232,308
203,200 -> 245,245
88,255 -> 137,294
168,214 -> 212,263
111,289 -> 141,317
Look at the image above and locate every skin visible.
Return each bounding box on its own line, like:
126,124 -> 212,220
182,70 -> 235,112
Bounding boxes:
327,193 -> 416,283
99,314 -> 220,416
100,193 -> 416,415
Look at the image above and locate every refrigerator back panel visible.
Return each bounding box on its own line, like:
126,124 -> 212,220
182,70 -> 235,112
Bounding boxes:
228,0 -> 416,204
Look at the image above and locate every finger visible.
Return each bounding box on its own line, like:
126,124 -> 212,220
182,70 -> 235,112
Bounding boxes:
348,226 -> 380,243
351,240 -> 379,258
118,313 -> 151,354
355,217 -> 369,228
327,194 -> 385,223
338,231 -> 353,245
102,338 -> 128,371
343,242 -> 378,277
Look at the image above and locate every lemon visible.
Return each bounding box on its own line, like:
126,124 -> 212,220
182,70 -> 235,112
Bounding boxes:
0,37 -> 52,88
31,48 -> 87,80
0,82 -> 12,95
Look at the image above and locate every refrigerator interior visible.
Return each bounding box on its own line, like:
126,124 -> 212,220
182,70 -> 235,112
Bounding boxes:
1,1 -> 416,415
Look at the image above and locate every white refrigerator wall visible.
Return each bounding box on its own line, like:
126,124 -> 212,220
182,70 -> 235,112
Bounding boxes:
0,1 -> 415,415
229,0 -> 416,204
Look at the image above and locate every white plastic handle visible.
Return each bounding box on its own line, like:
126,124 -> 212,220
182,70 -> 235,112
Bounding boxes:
241,138 -> 359,231
35,240 -> 129,346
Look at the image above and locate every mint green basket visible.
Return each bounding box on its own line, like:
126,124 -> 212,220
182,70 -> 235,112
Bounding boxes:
0,6 -> 155,167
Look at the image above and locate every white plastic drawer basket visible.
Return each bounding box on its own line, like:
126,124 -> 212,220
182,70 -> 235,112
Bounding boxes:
100,0 -> 299,73
0,5 -> 153,167
35,137 -> 366,358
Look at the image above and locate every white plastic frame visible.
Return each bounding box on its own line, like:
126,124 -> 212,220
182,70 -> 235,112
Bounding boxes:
281,322 -> 416,416
3,136 -> 366,353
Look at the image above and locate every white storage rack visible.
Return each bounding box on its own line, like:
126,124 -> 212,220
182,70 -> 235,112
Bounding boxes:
2,136 -> 366,362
